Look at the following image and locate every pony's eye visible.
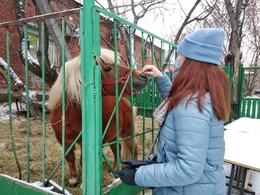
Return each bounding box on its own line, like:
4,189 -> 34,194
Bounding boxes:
104,67 -> 112,72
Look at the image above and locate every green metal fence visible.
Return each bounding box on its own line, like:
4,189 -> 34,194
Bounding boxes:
87,5 -> 177,195
0,8 -> 82,195
222,62 -> 234,124
237,64 -> 260,119
0,2 -> 177,195
4,2 -> 259,195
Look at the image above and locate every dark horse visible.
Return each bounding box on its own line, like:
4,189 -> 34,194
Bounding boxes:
47,48 -> 148,186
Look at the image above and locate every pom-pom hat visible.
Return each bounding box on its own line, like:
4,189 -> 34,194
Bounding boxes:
177,28 -> 225,66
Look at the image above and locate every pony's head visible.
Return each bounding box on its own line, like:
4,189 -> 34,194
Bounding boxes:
97,48 -> 148,96
47,48 -> 148,110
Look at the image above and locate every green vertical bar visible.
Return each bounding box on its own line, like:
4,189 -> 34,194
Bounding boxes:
237,64 -> 244,118
93,6 -> 102,188
160,41 -> 163,70
113,20 -> 120,169
41,21 -> 46,186
241,99 -> 246,117
257,99 -> 260,119
128,26 -> 135,159
246,99 -> 251,117
128,26 -> 133,157
93,7 -> 101,54
167,45 -> 173,79
81,0 -> 100,193
61,17 -> 66,194
24,24 -> 31,182
141,32 -> 146,159
251,99 -> 256,118
151,37 -> 155,149
6,29 -> 21,180
226,62 -> 232,123
95,66 -> 103,189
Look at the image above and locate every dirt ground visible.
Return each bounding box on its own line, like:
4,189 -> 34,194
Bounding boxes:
0,105 -> 159,195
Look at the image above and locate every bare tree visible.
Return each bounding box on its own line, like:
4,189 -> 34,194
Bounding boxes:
241,0 -> 260,96
173,0 -> 217,44
0,1 -> 76,116
173,0 -> 254,117
105,0 -> 166,64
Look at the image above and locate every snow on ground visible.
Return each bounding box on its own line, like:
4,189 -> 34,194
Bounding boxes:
0,102 -> 26,123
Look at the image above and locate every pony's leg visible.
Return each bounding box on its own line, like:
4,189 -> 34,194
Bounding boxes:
109,141 -> 121,170
53,130 -> 78,187
122,138 -> 138,161
65,141 -> 78,187
120,122 -> 138,161
120,141 -> 133,160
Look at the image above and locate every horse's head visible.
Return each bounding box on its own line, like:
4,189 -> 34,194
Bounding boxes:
97,48 -> 148,96
47,48 -> 148,111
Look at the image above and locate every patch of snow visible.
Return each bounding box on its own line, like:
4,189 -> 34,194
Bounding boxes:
0,142 -> 6,148
0,102 -> 26,123
0,57 -> 24,86
0,174 -> 72,195
21,39 -> 40,66
245,95 -> 260,99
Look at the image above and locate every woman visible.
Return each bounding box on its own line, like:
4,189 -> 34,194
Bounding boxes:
116,28 -> 230,195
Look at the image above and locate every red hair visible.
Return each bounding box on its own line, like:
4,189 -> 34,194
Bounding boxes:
166,58 -> 230,121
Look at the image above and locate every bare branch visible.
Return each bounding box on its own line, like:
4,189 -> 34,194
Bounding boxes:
0,57 -> 25,94
174,0 -> 201,44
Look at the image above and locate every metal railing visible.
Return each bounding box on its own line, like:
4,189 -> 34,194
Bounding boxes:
0,2 -> 179,195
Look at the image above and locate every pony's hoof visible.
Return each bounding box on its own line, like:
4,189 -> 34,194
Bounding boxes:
68,178 -> 78,187
68,182 -> 78,187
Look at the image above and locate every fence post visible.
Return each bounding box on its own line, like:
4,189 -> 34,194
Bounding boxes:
237,63 -> 244,119
81,0 -> 101,194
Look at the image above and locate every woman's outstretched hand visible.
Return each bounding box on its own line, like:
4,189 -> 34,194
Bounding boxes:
142,65 -> 163,78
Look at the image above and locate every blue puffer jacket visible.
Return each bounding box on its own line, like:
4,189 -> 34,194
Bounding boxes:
135,74 -> 226,195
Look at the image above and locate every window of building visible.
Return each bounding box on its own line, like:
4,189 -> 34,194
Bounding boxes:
27,23 -> 59,67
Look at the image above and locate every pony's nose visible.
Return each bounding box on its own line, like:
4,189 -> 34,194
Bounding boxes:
140,73 -> 148,80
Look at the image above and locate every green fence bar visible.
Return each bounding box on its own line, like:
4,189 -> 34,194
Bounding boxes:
24,24 -> 31,183
61,17 -> 66,194
237,64 -> 260,119
6,29 -> 22,181
95,65 -> 103,191
41,20 -> 47,187
81,0 -> 101,193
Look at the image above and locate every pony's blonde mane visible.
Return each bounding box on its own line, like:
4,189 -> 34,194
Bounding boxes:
47,48 -> 118,110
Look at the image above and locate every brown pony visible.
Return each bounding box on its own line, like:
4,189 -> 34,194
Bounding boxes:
47,48 -> 148,187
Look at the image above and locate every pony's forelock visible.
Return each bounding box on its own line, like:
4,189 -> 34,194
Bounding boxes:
96,48 -> 118,66
48,48 -> 118,110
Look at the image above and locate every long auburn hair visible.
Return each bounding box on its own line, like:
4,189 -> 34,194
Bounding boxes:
166,58 -> 230,121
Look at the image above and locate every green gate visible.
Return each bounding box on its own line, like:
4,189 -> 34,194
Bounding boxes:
81,3 -> 177,195
3,2 -> 258,194
0,1 -> 177,195
237,64 -> 260,119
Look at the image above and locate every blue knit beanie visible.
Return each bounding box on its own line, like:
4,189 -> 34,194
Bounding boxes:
177,28 -> 225,66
